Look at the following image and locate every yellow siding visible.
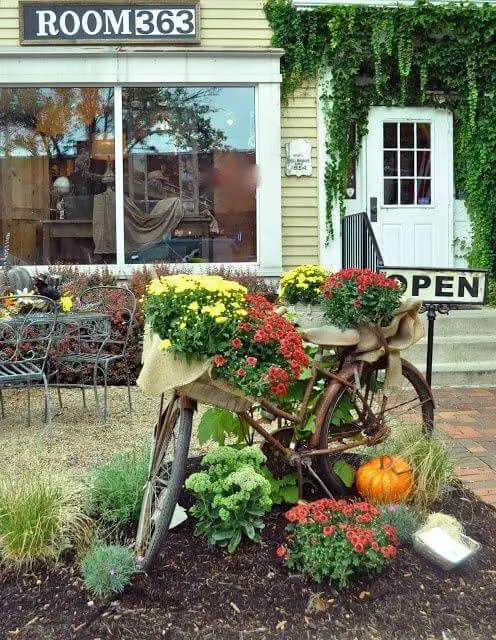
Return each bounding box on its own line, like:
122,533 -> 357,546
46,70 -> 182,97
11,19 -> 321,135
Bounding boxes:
0,0 -> 320,270
281,81 -> 319,269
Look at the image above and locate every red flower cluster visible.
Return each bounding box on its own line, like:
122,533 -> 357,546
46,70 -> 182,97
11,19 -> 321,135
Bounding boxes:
282,498 -> 397,557
278,498 -> 399,587
319,268 -> 403,330
213,355 -> 226,367
321,269 -> 399,300
213,294 -> 309,400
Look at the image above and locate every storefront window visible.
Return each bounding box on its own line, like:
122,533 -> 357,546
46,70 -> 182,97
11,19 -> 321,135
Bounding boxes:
122,87 -> 257,264
0,87 -> 114,265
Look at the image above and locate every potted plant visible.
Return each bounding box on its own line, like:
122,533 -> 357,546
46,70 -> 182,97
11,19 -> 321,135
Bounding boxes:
278,265 -> 327,328
320,268 -> 402,330
140,275 -> 309,406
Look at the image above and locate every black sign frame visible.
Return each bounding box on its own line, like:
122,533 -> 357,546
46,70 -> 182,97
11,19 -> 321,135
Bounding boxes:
20,0 -> 201,46
381,266 -> 489,306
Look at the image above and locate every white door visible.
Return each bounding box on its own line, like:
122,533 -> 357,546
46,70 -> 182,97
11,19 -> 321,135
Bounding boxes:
365,107 -> 453,267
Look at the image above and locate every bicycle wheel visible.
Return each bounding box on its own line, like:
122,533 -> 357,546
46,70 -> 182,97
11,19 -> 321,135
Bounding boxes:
315,358 -> 434,495
135,395 -> 193,571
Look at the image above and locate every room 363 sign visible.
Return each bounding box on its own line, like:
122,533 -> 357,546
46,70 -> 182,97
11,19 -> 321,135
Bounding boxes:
381,267 -> 488,305
20,1 -> 200,45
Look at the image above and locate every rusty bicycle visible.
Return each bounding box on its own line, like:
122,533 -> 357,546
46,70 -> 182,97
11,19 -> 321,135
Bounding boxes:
134,321 -> 433,570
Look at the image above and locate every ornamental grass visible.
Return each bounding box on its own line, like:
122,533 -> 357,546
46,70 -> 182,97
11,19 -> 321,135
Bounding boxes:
0,473 -> 93,568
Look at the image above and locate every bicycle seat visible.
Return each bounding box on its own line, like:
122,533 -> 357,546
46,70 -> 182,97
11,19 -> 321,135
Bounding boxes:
300,325 -> 360,348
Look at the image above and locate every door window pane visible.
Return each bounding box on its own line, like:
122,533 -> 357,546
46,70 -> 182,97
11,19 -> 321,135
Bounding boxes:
381,120 -> 433,206
383,123 -> 397,148
400,151 -> 415,177
122,87 -> 256,264
417,123 -> 431,148
0,88 -> 115,265
417,179 -> 431,205
384,179 -> 398,205
400,179 -> 415,204
400,123 -> 414,148
417,151 -> 431,176
383,151 -> 397,176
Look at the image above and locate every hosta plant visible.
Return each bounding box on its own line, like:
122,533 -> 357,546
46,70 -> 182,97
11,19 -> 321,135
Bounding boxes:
185,447 -> 273,553
320,268 -> 402,329
279,265 -> 327,305
277,499 -> 399,588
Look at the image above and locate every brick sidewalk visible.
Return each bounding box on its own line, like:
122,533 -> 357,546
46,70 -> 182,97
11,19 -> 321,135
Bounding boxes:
434,387 -> 496,507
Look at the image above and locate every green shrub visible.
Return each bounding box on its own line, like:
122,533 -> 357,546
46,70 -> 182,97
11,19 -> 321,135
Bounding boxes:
379,504 -> 423,545
366,426 -> 454,510
0,474 -> 93,568
85,448 -> 149,526
81,544 -> 135,597
185,447 -> 273,553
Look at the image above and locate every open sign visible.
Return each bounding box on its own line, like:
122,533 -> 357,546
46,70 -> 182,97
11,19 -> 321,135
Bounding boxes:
381,267 -> 488,305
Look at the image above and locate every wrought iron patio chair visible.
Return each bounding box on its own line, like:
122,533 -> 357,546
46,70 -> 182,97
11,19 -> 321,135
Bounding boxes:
0,295 -> 59,433
52,286 -> 136,423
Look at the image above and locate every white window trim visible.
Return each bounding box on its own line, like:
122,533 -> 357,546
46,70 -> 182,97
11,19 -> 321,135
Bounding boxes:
0,47 -> 283,277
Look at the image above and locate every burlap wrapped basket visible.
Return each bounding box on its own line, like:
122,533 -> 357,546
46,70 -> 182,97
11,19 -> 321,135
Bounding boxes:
137,325 -> 253,413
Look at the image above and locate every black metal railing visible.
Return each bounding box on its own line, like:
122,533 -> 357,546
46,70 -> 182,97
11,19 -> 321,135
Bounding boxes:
341,211 -> 384,272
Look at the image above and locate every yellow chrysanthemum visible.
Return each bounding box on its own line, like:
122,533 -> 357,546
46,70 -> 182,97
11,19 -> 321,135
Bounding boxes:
159,339 -> 172,351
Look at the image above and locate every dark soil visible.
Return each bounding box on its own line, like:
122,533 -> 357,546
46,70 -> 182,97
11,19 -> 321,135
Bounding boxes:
1,466 -> 495,640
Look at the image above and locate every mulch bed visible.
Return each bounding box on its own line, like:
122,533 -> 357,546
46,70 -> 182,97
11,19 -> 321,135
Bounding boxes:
1,463 -> 495,640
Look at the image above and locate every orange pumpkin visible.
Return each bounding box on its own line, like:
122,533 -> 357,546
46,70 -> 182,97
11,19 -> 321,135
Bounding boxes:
355,455 -> 413,503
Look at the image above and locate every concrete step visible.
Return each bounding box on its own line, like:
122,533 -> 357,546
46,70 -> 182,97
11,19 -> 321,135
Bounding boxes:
408,360 -> 496,388
423,308 -> 496,337
408,335 -> 496,364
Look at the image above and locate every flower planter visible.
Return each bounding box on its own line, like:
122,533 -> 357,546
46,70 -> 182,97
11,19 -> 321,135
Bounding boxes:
289,303 -> 326,329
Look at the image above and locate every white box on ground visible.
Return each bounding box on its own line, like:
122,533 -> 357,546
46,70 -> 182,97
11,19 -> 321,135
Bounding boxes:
413,527 -> 481,569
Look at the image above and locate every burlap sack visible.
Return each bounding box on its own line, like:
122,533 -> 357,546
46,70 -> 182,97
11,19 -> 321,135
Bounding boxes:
137,324 -> 253,412
352,298 -> 424,393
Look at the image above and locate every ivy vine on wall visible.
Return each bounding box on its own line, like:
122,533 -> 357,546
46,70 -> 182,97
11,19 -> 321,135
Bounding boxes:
264,0 -> 496,274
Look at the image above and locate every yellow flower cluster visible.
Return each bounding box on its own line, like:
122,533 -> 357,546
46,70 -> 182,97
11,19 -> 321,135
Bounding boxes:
147,274 -> 247,298
144,274 -> 249,354
279,265 -> 327,295
60,294 -> 73,313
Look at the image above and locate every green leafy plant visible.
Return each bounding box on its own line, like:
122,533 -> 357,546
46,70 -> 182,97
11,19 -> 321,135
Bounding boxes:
81,544 -> 136,597
321,269 -> 402,329
279,264 -> 327,305
85,448 -> 149,526
379,503 -> 423,545
278,499 -> 399,588
260,467 -> 299,505
366,426 -> 454,509
0,474 -> 93,567
185,447 -> 273,553
264,0 -> 496,274
197,408 -> 249,446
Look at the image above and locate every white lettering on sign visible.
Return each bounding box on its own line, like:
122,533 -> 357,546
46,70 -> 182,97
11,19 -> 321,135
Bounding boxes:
381,267 -> 488,305
81,10 -> 103,36
36,10 -> 59,36
59,10 -> 80,36
23,3 -> 199,44
102,9 -> 132,36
